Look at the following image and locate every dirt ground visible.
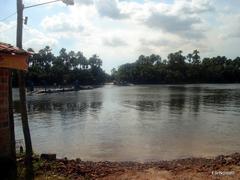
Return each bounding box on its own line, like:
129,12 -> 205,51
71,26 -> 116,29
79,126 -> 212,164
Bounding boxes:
32,153 -> 240,179
101,166 -> 240,180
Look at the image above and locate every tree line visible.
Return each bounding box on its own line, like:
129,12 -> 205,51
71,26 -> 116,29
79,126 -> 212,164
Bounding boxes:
112,50 -> 240,84
13,46 -> 110,87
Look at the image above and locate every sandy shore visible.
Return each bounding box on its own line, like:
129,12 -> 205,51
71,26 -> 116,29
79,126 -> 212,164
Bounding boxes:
20,153 -> 240,179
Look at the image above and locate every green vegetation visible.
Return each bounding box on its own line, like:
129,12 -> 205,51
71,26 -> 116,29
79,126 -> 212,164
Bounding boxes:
112,50 -> 240,84
13,47 -> 240,86
13,46 -> 110,87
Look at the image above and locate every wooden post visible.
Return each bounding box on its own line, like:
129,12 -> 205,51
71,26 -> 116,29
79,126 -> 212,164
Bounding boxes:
16,0 -> 34,179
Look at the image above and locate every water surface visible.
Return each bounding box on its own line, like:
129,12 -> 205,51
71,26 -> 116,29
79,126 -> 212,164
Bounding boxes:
14,84 -> 240,161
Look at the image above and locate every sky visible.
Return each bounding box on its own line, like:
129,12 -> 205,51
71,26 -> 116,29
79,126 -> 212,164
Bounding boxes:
1,0 -> 240,73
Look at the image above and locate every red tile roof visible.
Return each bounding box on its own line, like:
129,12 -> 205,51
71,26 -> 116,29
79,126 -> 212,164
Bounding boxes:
0,42 -> 30,55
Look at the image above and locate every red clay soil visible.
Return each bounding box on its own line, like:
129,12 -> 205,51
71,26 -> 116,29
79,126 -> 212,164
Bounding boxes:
33,153 -> 240,179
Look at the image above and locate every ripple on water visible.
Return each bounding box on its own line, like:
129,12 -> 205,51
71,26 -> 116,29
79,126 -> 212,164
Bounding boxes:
13,84 -> 240,161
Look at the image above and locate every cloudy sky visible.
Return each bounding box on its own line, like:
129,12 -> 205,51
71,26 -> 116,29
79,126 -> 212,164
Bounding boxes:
1,0 -> 240,73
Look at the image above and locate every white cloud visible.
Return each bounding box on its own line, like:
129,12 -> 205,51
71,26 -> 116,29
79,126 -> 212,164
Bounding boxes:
0,21 -> 16,44
76,0 -> 93,5
41,13 -> 84,32
145,12 -> 203,39
103,37 -> 128,47
219,14 -> 240,39
1,0 -> 240,72
23,26 -> 58,50
171,0 -> 214,15
95,0 -> 128,19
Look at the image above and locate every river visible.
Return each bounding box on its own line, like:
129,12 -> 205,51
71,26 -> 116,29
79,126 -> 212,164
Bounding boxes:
13,84 -> 240,161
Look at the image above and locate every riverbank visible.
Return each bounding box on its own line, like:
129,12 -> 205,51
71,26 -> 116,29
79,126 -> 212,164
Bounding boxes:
26,85 -> 103,95
17,153 -> 240,179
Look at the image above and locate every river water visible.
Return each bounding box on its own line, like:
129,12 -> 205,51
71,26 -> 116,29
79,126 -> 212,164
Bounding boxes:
13,84 -> 240,161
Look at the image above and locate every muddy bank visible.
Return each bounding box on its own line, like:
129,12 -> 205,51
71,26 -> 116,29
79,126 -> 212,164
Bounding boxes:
18,153 -> 240,179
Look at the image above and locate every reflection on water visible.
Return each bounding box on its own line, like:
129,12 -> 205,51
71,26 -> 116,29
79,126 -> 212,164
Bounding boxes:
14,84 -> 240,161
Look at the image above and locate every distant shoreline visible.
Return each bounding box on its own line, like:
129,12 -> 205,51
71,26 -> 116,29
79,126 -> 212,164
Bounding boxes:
112,82 -> 240,86
12,82 -> 240,89
25,85 -> 103,94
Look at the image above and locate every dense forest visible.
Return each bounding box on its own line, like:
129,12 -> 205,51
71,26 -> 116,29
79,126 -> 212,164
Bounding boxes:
112,50 -> 240,84
13,48 -> 240,86
13,46 -> 109,87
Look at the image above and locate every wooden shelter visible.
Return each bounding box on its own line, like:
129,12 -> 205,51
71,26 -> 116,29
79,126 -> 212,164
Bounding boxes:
0,42 -> 28,70
0,42 -> 30,178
